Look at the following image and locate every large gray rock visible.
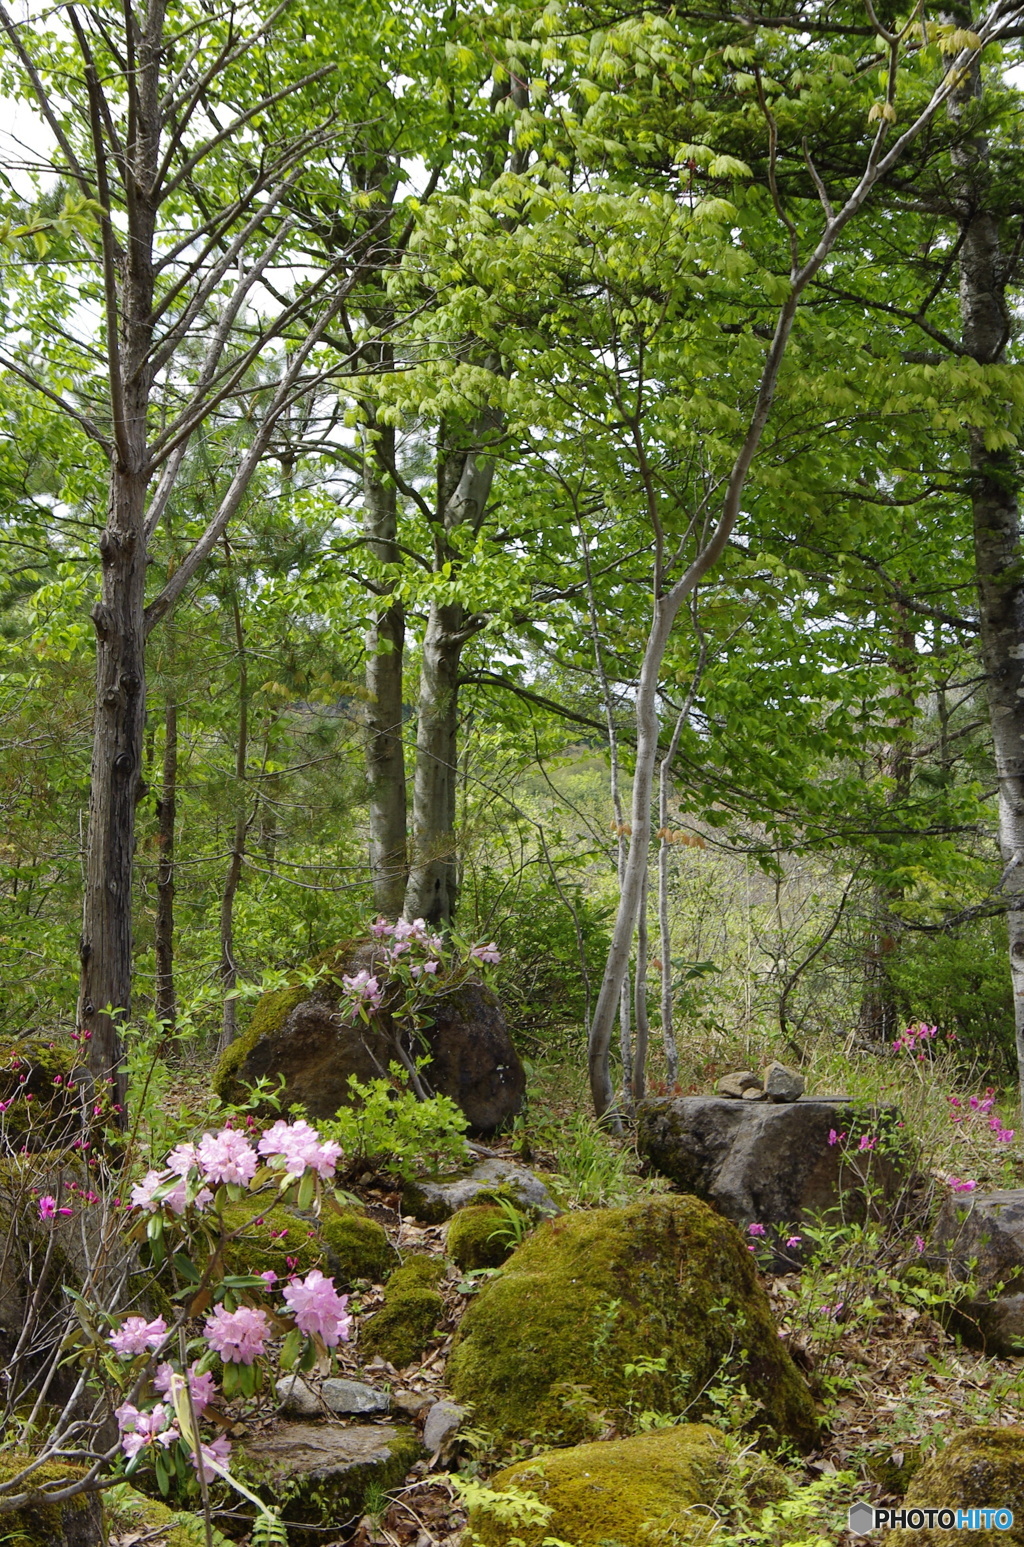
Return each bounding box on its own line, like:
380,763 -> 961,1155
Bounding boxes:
402,1157 -> 561,1224
932,1189 -> 1024,1354
213,938 -> 526,1134
637,1096 -> 909,1266
422,1399 -> 464,1454
241,1422 -> 421,1545
761,1061 -> 805,1101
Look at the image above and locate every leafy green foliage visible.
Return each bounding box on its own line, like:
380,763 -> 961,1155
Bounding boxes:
320,1074 -> 470,1183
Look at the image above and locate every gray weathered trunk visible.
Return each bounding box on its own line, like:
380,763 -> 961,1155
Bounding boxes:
218,574 -> 249,1054
363,422 -> 408,917
950,50 -> 1024,1113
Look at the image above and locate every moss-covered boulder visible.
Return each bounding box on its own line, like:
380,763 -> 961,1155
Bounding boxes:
212,939 -> 525,1134
239,1421 -> 422,1545
448,1194 -> 819,1451
198,1197 -> 396,1286
360,1255 -> 445,1367
0,1455 -> 103,1546
0,1038 -> 82,1148
103,1484 -> 232,1546
469,1426 -> 735,1547
446,1204 -> 516,1270
886,1428 -> 1024,1545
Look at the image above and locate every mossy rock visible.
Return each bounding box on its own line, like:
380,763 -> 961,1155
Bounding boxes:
239,1421 -> 422,1545
448,1194 -> 819,1451
470,1425 -> 732,1547
195,1197 -> 395,1287
0,1453 -> 103,1546
0,1038 -> 82,1147
886,1427 -> 1024,1544
212,938 -> 525,1134
103,1483 -> 232,1546
446,1204 -> 515,1270
360,1256 -> 445,1366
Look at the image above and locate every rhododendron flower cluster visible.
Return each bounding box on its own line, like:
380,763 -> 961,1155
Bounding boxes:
115,1401 -> 179,1459
469,941 -> 501,964
192,1434 -> 232,1483
282,1269 -> 351,1346
195,1128 -> 258,1186
108,1315 -> 168,1357
154,1361 -> 216,1415
258,1118 -> 341,1179
341,969 -> 384,1013
203,1304 -> 270,1364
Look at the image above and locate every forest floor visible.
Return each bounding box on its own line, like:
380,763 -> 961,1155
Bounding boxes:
133,1043 -> 1024,1546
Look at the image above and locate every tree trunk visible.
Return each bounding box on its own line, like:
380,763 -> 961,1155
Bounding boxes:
404,599 -> 463,923
154,686 -> 177,1033
403,417 -> 498,924
78,469 -> 150,1108
364,421 -> 408,917
218,567 -> 249,1054
949,28 -> 1024,1117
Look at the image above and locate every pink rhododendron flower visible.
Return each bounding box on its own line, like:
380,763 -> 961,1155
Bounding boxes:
341,970 -> 383,1012
947,1177 -> 977,1193
191,1435 -> 232,1483
257,1119 -> 341,1179
196,1128 -> 258,1186
786,1236 -> 802,1248
154,1361 -> 216,1415
129,1170 -> 165,1210
828,1129 -> 846,1147
203,1304 -> 269,1364
109,1315 -> 168,1357
260,1269 -> 278,1287
914,1236 -> 926,1253
996,1128 -> 1015,1143
747,1222 -> 766,1237
115,1401 -> 179,1459
282,1269 -> 351,1346
858,1135 -> 877,1152
370,918 -> 396,938
470,942 -> 501,964
166,1142 -> 199,1177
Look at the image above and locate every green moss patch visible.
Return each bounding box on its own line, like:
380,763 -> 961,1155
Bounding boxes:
0,1453 -> 102,1547
888,1427 -> 1024,1545
194,1197 -> 394,1288
448,1194 -> 818,1451
470,1425 -> 730,1547
211,982 -> 307,1105
104,1483 -> 232,1546
360,1255 -> 445,1366
446,1205 -> 515,1270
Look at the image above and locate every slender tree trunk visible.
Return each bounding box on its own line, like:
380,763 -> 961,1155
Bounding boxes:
633,866 -> 651,1100
364,420 -> 408,917
218,566 -> 249,1054
949,48 -> 1024,1114
404,600 -> 463,923
154,685 -> 177,1033
404,419 -> 497,923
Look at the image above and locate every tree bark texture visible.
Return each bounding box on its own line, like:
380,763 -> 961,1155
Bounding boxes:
218,571 -> 249,1054
363,422 -> 408,917
154,687 -> 177,1033
403,413 -> 498,923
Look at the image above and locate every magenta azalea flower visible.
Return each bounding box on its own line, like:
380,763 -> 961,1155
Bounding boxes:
747,1222 -> 766,1237
282,1269 -> 351,1346
38,1194 -> 72,1221
203,1304 -> 270,1365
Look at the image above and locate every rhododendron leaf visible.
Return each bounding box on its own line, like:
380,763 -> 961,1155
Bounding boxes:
222,1362 -> 239,1398
279,1328 -> 303,1371
297,1170 -> 316,1211
154,1449 -> 171,1496
298,1335 -> 317,1372
173,1253 -> 200,1282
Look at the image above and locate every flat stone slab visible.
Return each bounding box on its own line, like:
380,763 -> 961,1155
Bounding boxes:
637,1096 -> 909,1267
245,1421 -> 405,1479
402,1157 -> 561,1224
933,1189 -> 1024,1354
